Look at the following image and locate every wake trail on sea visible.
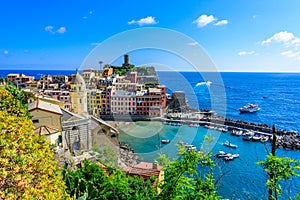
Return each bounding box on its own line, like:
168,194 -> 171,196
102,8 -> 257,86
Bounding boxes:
195,81 -> 212,87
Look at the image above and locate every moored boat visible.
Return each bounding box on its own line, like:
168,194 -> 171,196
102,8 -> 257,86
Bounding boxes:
236,130 -> 243,137
252,134 -> 262,141
242,135 -> 252,141
223,141 -> 238,148
260,136 -> 269,143
161,139 -> 170,144
239,103 -> 261,113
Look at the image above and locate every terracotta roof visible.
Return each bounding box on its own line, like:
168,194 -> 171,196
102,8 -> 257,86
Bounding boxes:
34,125 -> 59,136
122,162 -> 163,179
97,161 -> 162,179
28,99 -> 62,115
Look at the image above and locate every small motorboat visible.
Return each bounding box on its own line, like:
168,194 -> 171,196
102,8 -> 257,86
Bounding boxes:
184,144 -> 197,151
239,103 -> 261,114
215,151 -> 227,158
260,136 -> 269,143
232,153 -> 240,158
252,134 -> 262,141
242,135 -> 252,141
223,155 -> 234,161
161,139 -> 170,144
231,130 -> 237,136
223,141 -> 238,148
235,130 -> 243,137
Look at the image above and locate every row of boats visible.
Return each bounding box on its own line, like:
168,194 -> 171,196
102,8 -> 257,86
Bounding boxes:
215,151 -> 240,161
204,125 -> 228,132
163,121 -> 183,126
231,129 -> 269,143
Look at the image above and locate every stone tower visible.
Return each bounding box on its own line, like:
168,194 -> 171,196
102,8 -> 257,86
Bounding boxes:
122,54 -> 130,67
70,70 -> 88,115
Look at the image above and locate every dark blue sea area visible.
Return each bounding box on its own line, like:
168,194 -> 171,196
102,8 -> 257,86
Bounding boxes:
157,71 -> 300,133
1,69 -> 300,199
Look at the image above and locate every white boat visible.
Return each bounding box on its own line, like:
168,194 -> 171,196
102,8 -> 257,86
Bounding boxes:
223,141 -> 238,148
215,151 -> 227,158
239,103 -> 261,113
232,153 -> 240,158
161,139 -> 170,144
260,136 -> 269,143
236,130 -> 243,136
185,144 -> 197,151
252,134 -> 262,141
224,156 -> 234,161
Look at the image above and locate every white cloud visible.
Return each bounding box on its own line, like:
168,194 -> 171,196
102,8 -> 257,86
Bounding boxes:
56,27 -> 66,34
280,50 -> 300,58
193,14 -> 216,28
45,25 -> 66,34
83,16 -> 88,20
128,16 -> 158,26
128,20 -> 136,25
23,49 -> 29,53
261,31 -> 295,45
3,50 -> 9,55
291,38 -> 300,46
89,11 -> 93,15
45,25 -> 54,34
238,51 -> 255,56
280,51 -> 293,56
214,20 -> 228,26
187,41 -> 198,46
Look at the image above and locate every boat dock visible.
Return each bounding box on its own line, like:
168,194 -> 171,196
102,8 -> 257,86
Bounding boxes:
157,117 -> 273,136
155,114 -> 300,150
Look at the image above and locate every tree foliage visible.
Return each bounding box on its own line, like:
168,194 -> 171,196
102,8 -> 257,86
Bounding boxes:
64,143 -> 220,199
158,144 -> 219,200
257,154 -> 300,200
63,159 -> 157,200
92,144 -> 119,169
112,65 -> 135,76
0,87 -> 69,199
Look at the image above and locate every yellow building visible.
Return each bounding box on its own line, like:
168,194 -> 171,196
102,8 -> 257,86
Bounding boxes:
86,89 -> 102,117
28,99 -> 63,131
70,71 -> 88,115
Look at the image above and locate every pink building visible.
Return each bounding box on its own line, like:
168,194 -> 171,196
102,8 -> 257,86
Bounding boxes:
7,73 -> 35,85
39,75 -> 53,89
110,90 -> 136,115
136,86 -> 166,116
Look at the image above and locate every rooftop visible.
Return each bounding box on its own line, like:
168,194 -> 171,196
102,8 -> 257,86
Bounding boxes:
28,99 -> 62,115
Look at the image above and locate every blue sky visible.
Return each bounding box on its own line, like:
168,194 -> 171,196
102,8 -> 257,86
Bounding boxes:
1,0 -> 300,72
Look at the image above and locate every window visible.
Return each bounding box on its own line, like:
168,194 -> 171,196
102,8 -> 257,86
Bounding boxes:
32,119 -> 39,123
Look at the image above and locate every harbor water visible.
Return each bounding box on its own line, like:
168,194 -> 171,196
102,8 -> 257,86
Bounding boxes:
119,71 -> 300,199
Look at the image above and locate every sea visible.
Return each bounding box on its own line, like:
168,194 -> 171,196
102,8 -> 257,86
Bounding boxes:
1,69 -> 300,199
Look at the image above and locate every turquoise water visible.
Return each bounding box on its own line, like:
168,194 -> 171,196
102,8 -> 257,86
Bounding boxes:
119,122 -> 300,199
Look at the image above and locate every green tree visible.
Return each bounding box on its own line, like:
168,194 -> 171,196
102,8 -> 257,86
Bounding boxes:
63,159 -> 157,200
155,153 -> 171,167
0,87 -> 69,199
257,125 -> 300,200
158,144 -> 219,200
92,144 -> 119,169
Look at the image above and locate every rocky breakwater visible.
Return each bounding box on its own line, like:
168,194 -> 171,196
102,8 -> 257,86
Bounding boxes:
208,116 -> 300,150
275,132 -> 300,150
119,142 -> 141,166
